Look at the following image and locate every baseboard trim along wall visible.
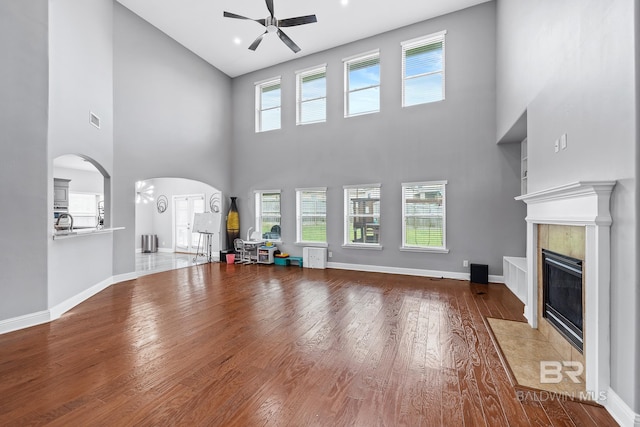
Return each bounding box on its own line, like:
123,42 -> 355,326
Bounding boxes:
49,277 -> 113,320
0,272 -> 137,335
607,387 -> 640,427
326,261 -> 504,284
0,310 -> 51,335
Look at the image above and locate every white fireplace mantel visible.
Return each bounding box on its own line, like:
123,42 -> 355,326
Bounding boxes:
516,180 -> 616,404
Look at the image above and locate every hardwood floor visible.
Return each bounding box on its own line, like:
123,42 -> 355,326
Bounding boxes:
0,264 -> 617,426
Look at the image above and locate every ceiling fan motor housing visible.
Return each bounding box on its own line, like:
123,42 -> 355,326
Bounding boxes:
266,16 -> 278,32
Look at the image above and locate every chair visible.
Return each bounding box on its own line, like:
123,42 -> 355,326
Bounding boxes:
233,238 -> 248,264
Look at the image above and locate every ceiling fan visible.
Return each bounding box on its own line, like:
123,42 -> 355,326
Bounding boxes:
223,0 -> 317,53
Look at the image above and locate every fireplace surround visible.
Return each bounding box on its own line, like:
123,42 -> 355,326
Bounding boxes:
516,181 -> 616,403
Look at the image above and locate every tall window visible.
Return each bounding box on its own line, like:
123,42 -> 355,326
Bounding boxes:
256,78 -> 281,132
344,184 -> 381,247
402,181 -> 447,251
402,31 -> 446,107
255,190 -> 281,241
296,188 -> 327,244
69,193 -> 102,228
344,51 -> 380,117
297,66 -> 327,125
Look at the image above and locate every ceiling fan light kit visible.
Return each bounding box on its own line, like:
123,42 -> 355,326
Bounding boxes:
223,0 -> 317,53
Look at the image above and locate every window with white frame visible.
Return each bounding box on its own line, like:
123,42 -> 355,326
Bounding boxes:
255,190 -> 281,241
256,78 -> 281,132
69,192 -> 102,228
296,188 -> 327,244
344,51 -> 380,117
296,66 -> 327,125
402,32 -> 446,107
401,181 -> 447,251
344,184 -> 381,247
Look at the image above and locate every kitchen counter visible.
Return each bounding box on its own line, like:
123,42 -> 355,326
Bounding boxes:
52,227 -> 125,240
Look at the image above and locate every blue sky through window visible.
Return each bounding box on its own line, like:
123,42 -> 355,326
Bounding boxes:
403,39 -> 444,106
259,82 -> 281,131
347,56 -> 380,116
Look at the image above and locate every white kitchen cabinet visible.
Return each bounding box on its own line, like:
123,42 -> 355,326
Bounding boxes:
54,178 -> 71,209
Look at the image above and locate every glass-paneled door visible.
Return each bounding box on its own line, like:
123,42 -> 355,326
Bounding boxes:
174,194 -> 205,253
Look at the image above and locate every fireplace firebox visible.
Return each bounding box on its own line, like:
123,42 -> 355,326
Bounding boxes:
542,249 -> 584,352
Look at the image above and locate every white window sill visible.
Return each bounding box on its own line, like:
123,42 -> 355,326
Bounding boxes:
399,246 -> 449,254
295,242 -> 328,247
342,244 -> 383,251
344,110 -> 380,119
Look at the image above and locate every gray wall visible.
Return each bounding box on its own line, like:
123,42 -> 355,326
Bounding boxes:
112,3 -> 233,275
231,2 -> 524,276
47,0 -> 115,307
0,0 -> 49,320
497,0 -> 639,412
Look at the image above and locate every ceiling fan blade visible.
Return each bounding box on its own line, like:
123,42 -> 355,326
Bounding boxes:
224,11 -> 266,26
278,15 -> 318,27
223,11 -> 251,20
277,29 -> 301,53
265,0 -> 275,18
249,31 -> 268,51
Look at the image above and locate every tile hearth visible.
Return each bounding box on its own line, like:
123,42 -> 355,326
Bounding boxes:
487,318 -> 588,398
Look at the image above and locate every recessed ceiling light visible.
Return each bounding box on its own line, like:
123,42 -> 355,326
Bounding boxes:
341,0 -> 348,5
233,37 -> 242,45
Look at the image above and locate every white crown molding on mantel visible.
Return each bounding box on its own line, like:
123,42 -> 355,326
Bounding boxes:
516,180 -> 617,226
515,180 -> 616,410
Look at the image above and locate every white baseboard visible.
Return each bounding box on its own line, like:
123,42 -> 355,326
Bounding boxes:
113,272 -> 138,282
607,388 -> 640,427
0,270 -> 138,335
136,248 -> 172,254
326,262 -> 504,284
49,277 -> 113,320
0,310 -> 50,335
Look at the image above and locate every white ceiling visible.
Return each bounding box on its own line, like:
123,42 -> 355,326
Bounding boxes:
115,0 -> 491,78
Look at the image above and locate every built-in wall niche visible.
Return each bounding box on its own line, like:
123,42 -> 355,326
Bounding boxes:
53,154 -> 110,229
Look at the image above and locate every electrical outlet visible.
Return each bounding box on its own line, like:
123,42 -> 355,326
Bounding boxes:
554,139 -> 560,153
463,260 -> 469,268
328,251 -> 333,258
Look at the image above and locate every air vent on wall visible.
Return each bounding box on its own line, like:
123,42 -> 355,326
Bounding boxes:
90,112 -> 100,129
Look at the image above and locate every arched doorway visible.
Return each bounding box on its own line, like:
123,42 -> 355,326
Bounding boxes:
53,154 -> 108,230
134,177 -> 222,276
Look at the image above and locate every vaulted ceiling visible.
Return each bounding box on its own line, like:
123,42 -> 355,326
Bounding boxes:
116,0 -> 491,77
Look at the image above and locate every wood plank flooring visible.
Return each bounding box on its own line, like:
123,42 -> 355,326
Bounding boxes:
0,264 -> 617,426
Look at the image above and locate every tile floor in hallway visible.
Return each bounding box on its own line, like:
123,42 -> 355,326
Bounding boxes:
136,251 -> 212,276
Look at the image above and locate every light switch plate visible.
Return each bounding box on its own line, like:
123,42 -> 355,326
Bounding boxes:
560,133 -> 567,150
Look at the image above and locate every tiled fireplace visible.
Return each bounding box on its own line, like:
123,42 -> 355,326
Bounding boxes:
516,181 -> 616,403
